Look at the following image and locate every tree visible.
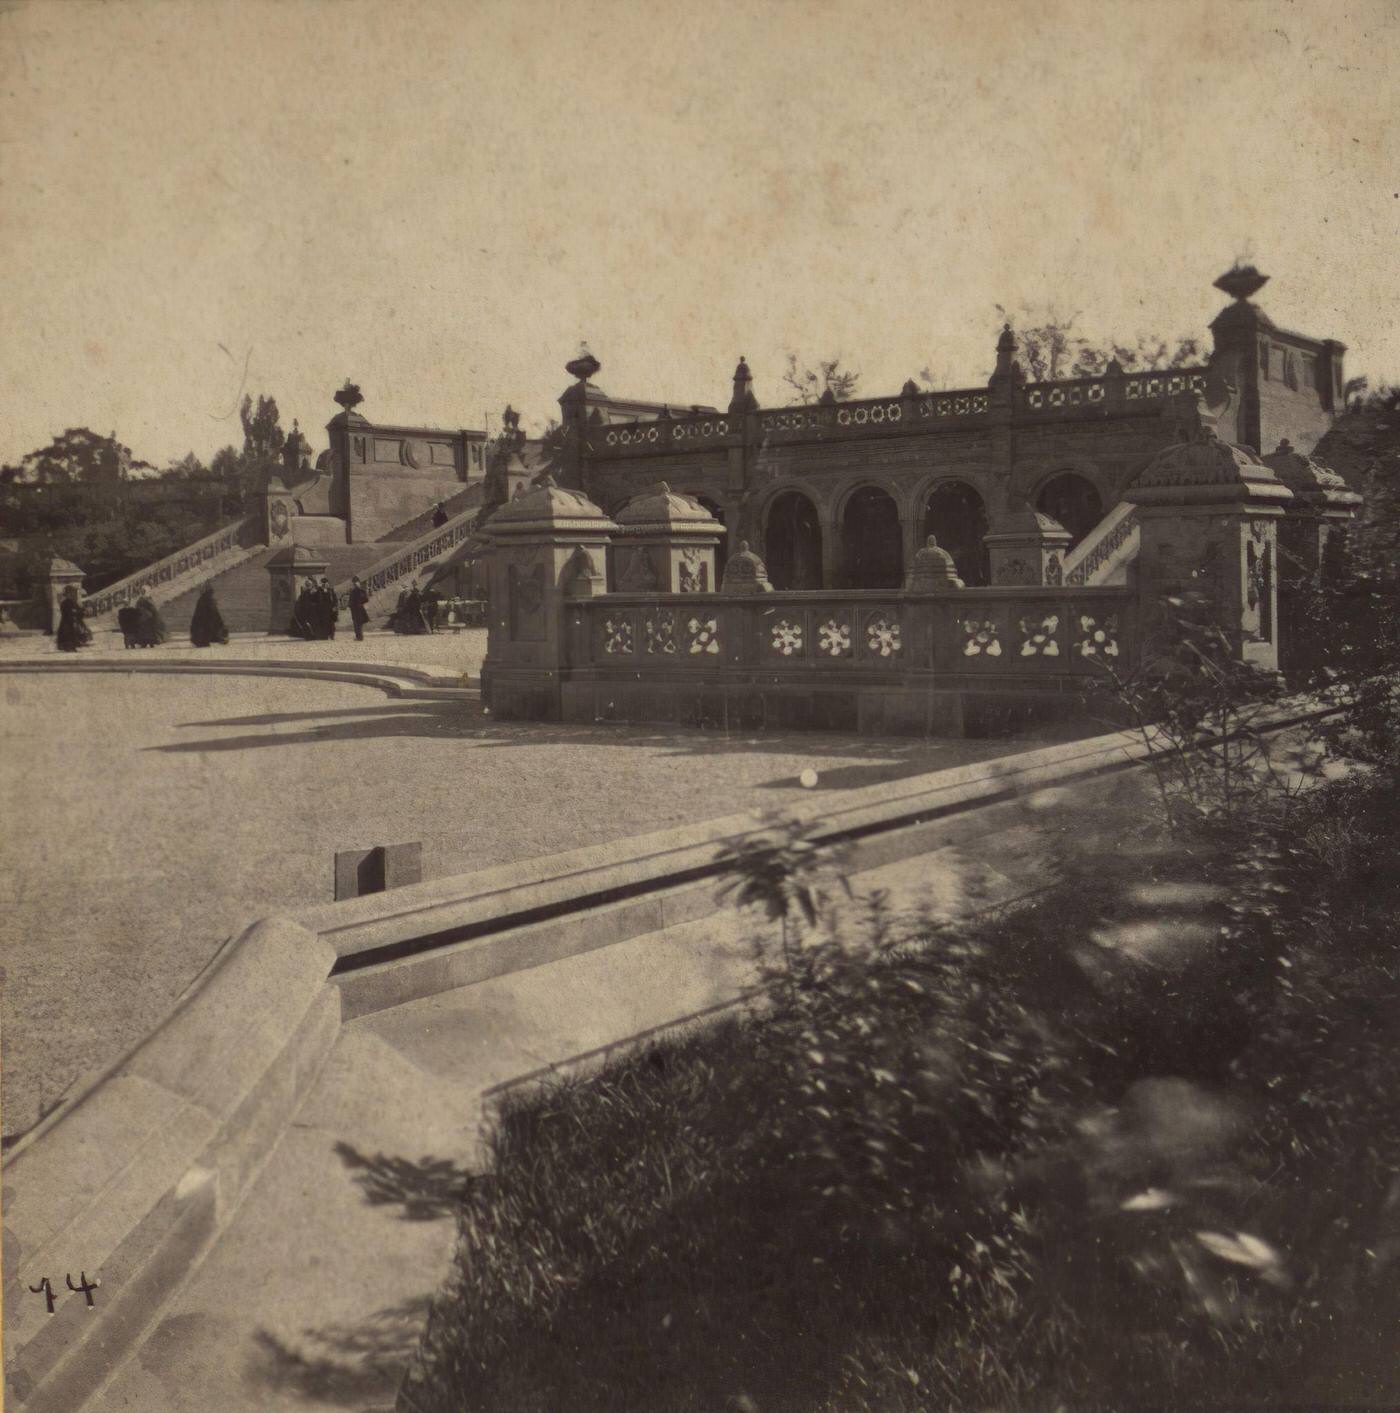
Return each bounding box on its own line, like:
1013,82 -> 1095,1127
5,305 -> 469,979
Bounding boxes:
782,354 -> 861,405
240,394 -> 285,468
6,428 -> 152,485
161,452 -> 208,481
988,306 -> 1205,384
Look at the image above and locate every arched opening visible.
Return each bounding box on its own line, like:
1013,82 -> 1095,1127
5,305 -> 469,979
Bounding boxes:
922,481 -> 989,586
1036,472 -> 1104,550
764,491 -> 823,589
692,494 -> 728,586
841,487 -> 903,589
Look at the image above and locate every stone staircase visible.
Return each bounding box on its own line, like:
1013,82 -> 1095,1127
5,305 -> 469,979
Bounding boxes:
378,482 -> 482,544
159,543 -> 407,634
1062,500 -> 1139,586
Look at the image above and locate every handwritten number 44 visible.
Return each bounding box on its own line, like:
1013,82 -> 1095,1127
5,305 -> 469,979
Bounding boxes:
27,1273 -> 99,1314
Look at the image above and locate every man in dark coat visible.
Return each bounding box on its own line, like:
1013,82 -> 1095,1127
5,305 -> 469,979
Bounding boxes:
348,576 -> 370,641
117,604 -> 140,648
190,584 -> 229,647
431,501 -> 449,528
422,585 -> 441,633
318,577 -> 339,639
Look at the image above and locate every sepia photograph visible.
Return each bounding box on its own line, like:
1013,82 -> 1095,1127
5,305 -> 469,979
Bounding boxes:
2,0 -> 1398,1408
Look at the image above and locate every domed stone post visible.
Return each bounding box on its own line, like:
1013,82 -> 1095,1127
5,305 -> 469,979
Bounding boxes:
43,557 -> 86,634
265,544 -> 328,635
982,507 -> 1072,586
480,475 -> 619,719
1261,438 -> 1361,677
1124,429 -> 1293,672
612,483 -> 724,594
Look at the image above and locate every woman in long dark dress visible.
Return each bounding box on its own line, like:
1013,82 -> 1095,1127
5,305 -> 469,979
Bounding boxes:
132,593 -> 167,647
348,576 -> 370,642
55,587 -> 92,652
190,584 -> 229,646
403,585 -> 430,635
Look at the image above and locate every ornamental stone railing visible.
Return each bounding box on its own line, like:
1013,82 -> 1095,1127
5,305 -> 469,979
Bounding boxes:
331,509 -> 480,609
1061,502 -> 1140,587
584,368 -> 1212,461
82,513 -> 262,620
570,585 -> 1136,681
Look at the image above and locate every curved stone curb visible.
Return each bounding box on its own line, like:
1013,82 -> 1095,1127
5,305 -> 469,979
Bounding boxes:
2,921 -> 340,1413
0,656 -> 476,701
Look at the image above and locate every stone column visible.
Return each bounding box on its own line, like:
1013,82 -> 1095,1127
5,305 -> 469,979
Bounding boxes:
982,507 -> 1072,586
43,557 -> 86,634
265,544 -> 329,635
612,483 -> 724,594
480,475 -> 618,719
1125,429 -> 1293,672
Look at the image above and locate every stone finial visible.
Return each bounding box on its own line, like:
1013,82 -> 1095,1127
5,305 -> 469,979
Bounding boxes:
907,535 -> 964,592
333,380 -> 364,412
901,379 -> 919,397
729,355 -> 758,414
817,388 -> 837,406
719,540 -> 773,594
1213,263 -> 1269,303
1261,438 -> 1358,504
565,343 -> 601,382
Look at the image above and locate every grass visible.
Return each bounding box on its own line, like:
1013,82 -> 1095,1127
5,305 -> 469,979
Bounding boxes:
404,771 -> 1400,1413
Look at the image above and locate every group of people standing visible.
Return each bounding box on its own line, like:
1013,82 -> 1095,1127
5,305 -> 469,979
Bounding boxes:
290,576 -> 343,640
55,582 -> 228,652
388,582 -> 441,635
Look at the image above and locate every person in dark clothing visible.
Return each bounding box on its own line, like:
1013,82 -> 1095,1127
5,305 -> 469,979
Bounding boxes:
318,578 -> 339,640
348,576 -> 370,642
291,581 -> 319,639
402,585 -> 430,635
190,584 -> 229,646
431,501 -> 449,528
132,593 -> 167,647
389,588 -> 409,634
422,585 -> 441,633
117,604 -> 140,648
55,587 -> 92,652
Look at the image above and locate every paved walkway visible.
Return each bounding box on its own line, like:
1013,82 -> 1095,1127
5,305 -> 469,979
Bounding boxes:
0,658 -> 1031,1140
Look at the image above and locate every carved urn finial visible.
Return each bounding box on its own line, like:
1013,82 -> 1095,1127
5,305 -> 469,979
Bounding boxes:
720,539 -> 773,594
333,380 -> 364,413
565,342 -> 601,382
990,323 -> 1023,388
907,535 -> 965,592
1213,263 -> 1269,303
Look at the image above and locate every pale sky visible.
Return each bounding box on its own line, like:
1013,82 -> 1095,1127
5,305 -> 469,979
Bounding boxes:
1,0 -> 1397,469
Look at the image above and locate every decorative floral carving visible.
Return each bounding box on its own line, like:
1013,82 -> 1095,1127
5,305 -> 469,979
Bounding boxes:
1044,553 -> 1063,586
961,620 -> 1002,657
866,615 -> 902,657
1076,614 -> 1119,658
686,615 -> 720,655
645,610 -> 677,654
678,549 -> 709,594
818,617 -> 852,657
771,618 -> 803,656
603,617 -> 634,654
1019,614 -> 1060,657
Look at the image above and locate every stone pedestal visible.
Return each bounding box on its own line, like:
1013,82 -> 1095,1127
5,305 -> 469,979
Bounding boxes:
612,483 -> 724,594
481,476 -> 618,719
44,557 -> 86,634
258,476 -> 297,548
1126,430 -> 1293,672
266,544 -> 329,635
983,507 -> 1071,587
